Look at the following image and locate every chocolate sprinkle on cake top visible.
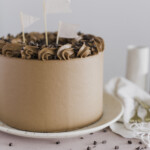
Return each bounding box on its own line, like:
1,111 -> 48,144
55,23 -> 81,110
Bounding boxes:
0,32 -> 104,61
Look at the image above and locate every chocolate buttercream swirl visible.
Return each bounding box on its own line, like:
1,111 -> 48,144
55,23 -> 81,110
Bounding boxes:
21,45 -> 39,59
57,44 -> 74,60
6,34 -> 14,41
0,40 -> 6,54
11,38 -> 22,44
38,48 -> 56,61
2,43 -> 23,57
48,32 -> 56,43
26,32 -> 45,43
77,43 -> 91,58
71,35 -> 82,46
94,37 -> 104,52
60,48 -> 74,60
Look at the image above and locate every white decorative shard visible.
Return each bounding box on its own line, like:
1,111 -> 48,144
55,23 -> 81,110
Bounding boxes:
45,0 -> 72,14
21,12 -> 40,28
58,21 -> 78,38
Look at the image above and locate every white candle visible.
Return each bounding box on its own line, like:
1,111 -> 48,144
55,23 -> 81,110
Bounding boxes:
126,45 -> 150,91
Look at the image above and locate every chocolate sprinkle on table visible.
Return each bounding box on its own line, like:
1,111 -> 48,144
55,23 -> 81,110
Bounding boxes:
139,141 -> 142,144
103,129 -> 107,132
80,137 -> 84,139
87,146 -> 91,150
102,140 -> 107,144
93,141 -> 97,145
114,146 -> 119,149
55,141 -> 60,145
9,143 -> 13,146
128,140 -> 132,144
136,146 -> 141,150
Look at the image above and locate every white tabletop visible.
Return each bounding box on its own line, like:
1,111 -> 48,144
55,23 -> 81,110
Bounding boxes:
0,127 -> 148,150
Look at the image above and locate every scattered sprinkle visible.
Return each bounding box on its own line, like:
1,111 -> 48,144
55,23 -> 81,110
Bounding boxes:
56,141 -> 60,145
103,129 -> 107,132
93,145 -> 96,148
9,143 -> 13,146
136,146 -> 140,150
128,140 -> 132,144
114,146 -> 119,149
90,133 -> 94,135
80,137 -> 84,139
139,141 -> 142,145
102,140 -> 107,144
135,146 -> 147,150
87,146 -> 91,150
93,141 -> 97,145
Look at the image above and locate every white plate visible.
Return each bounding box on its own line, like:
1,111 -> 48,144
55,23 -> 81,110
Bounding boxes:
0,93 -> 123,139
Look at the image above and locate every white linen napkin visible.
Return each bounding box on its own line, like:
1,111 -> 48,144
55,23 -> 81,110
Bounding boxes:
105,77 -> 150,147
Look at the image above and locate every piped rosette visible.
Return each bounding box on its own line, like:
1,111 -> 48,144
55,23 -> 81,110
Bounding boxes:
2,43 -> 23,57
57,44 -> 75,60
94,37 -> 104,52
0,40 -> 6,54
21,45 -> 39,59
11,38 -> 22,44
77,43 -> 91,58
38,47 -> 56,61
26,32 -> 45,43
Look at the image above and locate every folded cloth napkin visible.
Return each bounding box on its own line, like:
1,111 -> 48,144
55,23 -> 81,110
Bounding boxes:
105,77 -> 150,147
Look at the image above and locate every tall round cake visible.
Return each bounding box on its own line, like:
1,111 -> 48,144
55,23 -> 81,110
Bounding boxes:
0,32 -> 104,132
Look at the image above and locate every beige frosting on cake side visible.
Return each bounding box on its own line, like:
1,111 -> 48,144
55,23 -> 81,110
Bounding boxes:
0,53 -> 103,132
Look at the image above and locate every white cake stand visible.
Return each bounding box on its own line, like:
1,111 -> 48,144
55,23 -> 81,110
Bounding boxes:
0,92 -> 123,139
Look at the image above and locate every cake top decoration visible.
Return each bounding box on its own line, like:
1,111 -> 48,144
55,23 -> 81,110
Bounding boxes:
0,32 -> 104,61
56,21 -> 79,45
20,12 -> 40,44
43,0 -> 72,46
0,0 -> 104,60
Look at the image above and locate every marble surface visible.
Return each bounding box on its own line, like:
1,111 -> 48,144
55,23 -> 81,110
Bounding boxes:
0,128 -> 149,150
